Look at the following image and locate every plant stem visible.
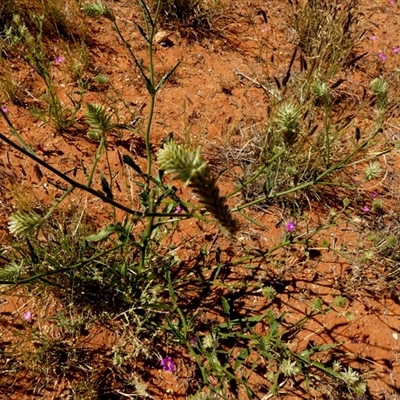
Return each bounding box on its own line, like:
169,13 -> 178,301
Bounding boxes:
87,134 -> 106,188
233,133 -> 380,211
227,149 -> 285,198
43,186 -> 75,222
0,131 -> 140,216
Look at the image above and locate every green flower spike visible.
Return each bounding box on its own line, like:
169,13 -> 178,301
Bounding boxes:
157,141 -> 240,236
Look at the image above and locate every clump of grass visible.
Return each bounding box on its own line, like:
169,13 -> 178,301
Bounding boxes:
3,13 -> 83,131
149,0 -> 228,40
0,0 -> 85,41
289,0 -> 366,79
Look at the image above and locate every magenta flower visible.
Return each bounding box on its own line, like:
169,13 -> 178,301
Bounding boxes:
286,221 -> 296,232
392,46 -> 400,54
189,335 -> 198,347
362,206 -> 371,212
54,55 -> 65,65
160,356 -> 175,372
1,107 -> 8,113
23,311 -> 32,322
378,52 -> 387,61
175,205 -> 182,213
370,192 -> 379,199
389,0 -> 395,5
369,35 -> 377,41
261,24 -> 269,33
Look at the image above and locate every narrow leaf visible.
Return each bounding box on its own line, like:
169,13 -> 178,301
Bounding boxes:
85,224 -> 120,241
123,154 -> 143,175
155,61 -> 181,93
234,348 -> 250,370
100,173 -> 113,200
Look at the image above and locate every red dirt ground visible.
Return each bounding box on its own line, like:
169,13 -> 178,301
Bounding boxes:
1,0 -> 400,399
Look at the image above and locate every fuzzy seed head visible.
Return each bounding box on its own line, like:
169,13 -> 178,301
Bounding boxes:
364,161 -> 382,181
370,78 -> 388,96
370,78 -> 388,110
86,103 -> 113,139
279,358 -> 301,377
8,210 -> 44,239
157,141 -> 208,186
311,81 -> 329,97
275,103 -> 301,146
82,2 -> 116,22
157,141 -> 240,235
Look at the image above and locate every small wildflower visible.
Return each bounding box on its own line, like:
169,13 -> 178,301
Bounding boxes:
23,311 -> 32,322
286,221 -> 296,232
189,335 -> 198,347
175,205 -> 182,213
377,52 -> 387,61
370,192 -> 379,198
1,107 -> 8,113
389,0 -> 395,5
261,24 -> 269,33
392,46 -> 400,54
54,55 -> 65,65
160,356 -> 175,372
369,34 -> 377,41
362,206 -> 370,212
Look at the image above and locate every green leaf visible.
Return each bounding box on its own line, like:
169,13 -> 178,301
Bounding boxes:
300,342 -> 340,359
27,238 -> 39,264
86,103 -> 113,138
85,224 -> 121,241
221,296 -> 230,315
100,173 -> 113,200
155,61 -> 181,93
234,348 -> 250,370
122,154 -> 143,175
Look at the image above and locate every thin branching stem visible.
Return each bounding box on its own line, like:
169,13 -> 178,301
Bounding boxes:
0,131 -> 140,216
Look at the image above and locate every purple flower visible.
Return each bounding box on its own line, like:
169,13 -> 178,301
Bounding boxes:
286,221 -> 296,232
23,311 -> 32,322
378,52 -> 387,61
362,206 -> 370,212
389,0 -> 395,5
189,335 -> 198,347
392,46 -> 400,54
369,35 -> 377,41
370,192 -> 379,198
1,107 -> 8,113
160,356 -> 175,372
54,55 -> 65,65
175,205 -> 182,213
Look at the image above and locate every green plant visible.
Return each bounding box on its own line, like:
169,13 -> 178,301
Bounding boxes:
0,1 -> 397,399
150,0 -> 226,39
5,14 -> 82,131
0,0 -> 85,41
289,0 -> 366,80
166,281 -> 366,398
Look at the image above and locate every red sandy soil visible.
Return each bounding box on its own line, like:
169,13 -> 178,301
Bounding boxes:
1,0 -> 400,399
